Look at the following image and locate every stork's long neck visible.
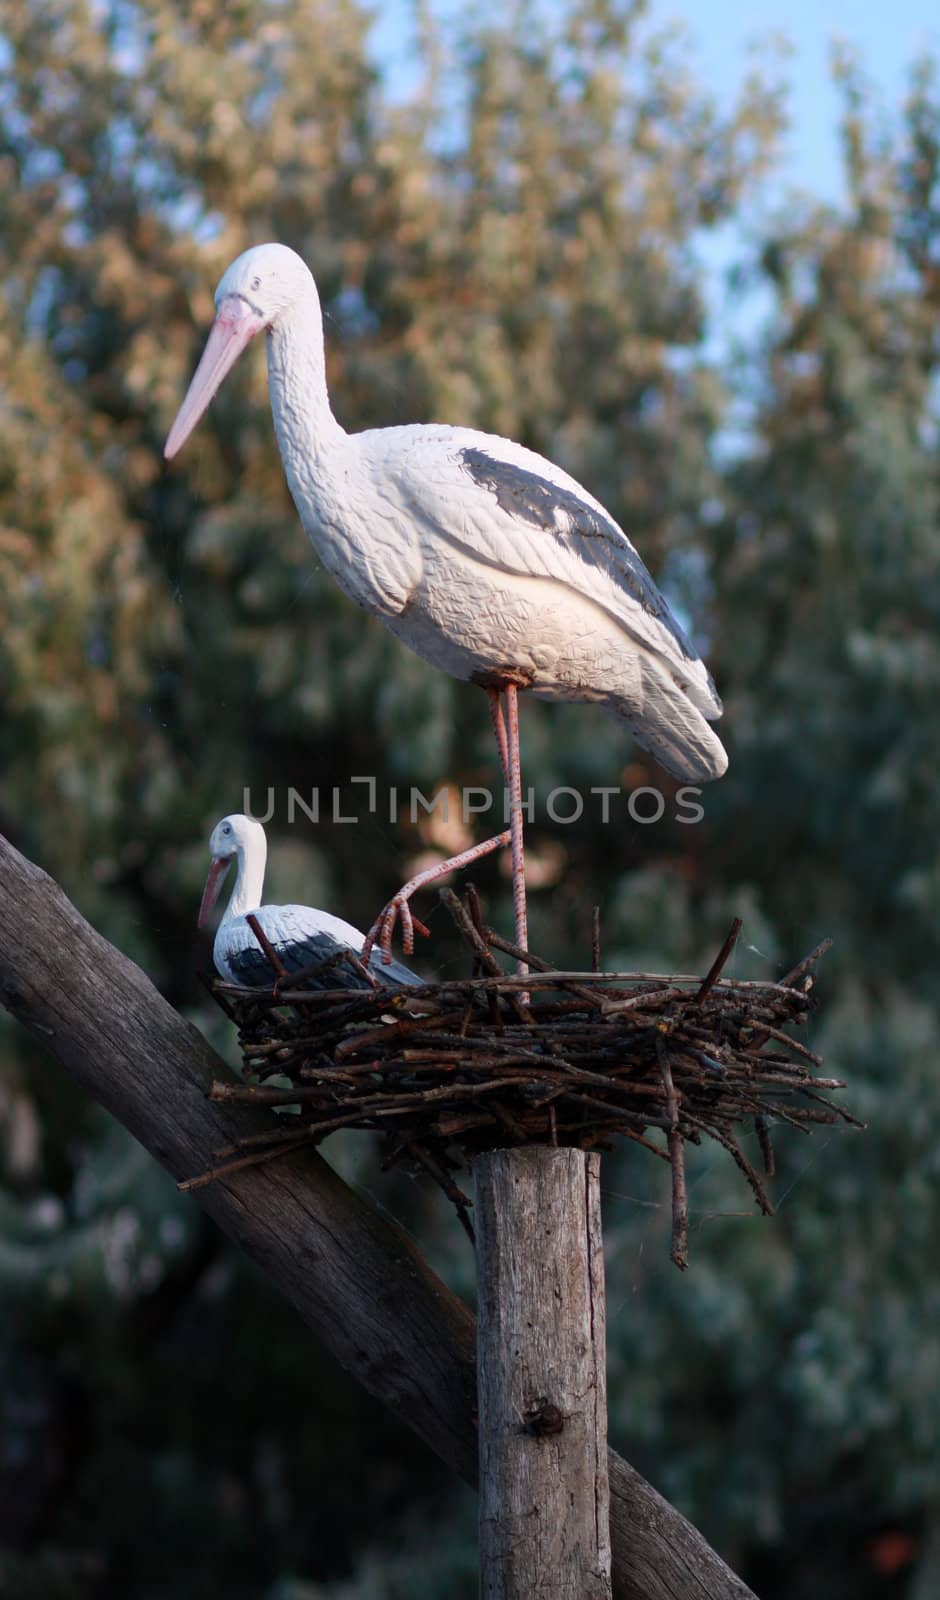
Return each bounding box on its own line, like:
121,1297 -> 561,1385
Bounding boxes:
225,836 -> 267,921
266,293 -> 346,483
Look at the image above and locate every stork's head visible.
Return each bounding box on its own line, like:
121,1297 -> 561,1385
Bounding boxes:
198,812 -> 267,927
165,243 -> 315,459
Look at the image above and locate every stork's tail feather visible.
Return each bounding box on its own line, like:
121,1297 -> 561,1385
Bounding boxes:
610,660 -> 729,783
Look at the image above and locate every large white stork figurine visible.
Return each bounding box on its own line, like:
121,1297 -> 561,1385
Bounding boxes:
199,813 -> 419,991
167,244 -> 727,971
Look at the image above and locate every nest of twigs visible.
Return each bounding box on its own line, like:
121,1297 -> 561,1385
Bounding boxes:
190,888 -> 859,1267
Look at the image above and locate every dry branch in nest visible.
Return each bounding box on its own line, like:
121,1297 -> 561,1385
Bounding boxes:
191,894 -> 860,1267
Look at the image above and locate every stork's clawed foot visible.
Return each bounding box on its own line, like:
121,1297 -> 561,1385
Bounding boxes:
362,832 -> 511,967
361,896 -> 431,966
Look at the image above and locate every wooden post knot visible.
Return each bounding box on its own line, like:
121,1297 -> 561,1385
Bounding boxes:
523,1398 -> 565,1438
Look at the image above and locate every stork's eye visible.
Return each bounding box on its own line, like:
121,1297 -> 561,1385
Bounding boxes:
250,276 -> 262,292
222,823 -> 232,834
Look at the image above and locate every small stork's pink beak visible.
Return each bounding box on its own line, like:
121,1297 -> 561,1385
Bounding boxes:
198,855 -> 234,928
165,296 -> 264,460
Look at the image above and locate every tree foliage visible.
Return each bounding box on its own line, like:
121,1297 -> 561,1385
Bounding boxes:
1,3 -> 938,1596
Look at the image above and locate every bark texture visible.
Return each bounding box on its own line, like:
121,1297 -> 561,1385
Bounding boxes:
475,1148 -> 611,1598
0,830 -> 757,1600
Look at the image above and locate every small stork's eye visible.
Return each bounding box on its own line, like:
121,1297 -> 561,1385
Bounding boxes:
250,276 -> 262,292
222,823 -> 232,834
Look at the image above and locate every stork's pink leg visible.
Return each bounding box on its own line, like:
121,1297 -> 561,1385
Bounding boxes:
362,682 -> 529,968
487,687 -> 510,779
361,829 -> 511,966
502,683 -> 529,977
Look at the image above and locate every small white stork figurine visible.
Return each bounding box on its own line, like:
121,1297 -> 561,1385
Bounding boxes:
199,813 -> 419,991
167,244 -> 728,971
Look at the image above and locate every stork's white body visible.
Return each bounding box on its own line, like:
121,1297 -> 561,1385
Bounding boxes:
265,295 -> 726,782
167,243 -> 728,965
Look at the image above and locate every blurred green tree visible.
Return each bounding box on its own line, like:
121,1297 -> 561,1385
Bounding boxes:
603,46 -> 940,1600
2,1 -> 939,1597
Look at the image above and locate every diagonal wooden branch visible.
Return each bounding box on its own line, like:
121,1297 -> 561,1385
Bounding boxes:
0,832 -> 756,1600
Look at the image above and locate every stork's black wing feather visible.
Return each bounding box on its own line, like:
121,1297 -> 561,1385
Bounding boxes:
458,446 -> 699,665
226,931 -> 419,991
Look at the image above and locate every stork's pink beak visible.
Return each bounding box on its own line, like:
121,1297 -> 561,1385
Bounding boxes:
198,855 -> 234,928
165,296 -> 264,459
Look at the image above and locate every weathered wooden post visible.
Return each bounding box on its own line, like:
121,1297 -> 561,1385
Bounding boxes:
475,1146 -> 611,1599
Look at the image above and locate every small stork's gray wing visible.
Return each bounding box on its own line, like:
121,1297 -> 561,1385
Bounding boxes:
440,443 -> 721,719
224,944 -> 282,988
226,932 -> 374,991
276,931 -> 390,989
226,934 -> 420,991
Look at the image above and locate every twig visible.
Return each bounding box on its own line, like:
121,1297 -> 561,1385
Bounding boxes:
779,938 -> 834,990
657,1038 -> 688,1270
246,913 -> 289,982
755,1115 -> 775,1177
440,889 -> 531,1025
695,918 -> 743,1004
440,889 -> 504,976
746,1023 -> 823,1065
179,1132 -> 312,1191
600,988 -> 686,1016
408,1140 -> 475,1243
465,883 -> 502,1024
686,1115 -> 775,1216
484,926 -> 612,1007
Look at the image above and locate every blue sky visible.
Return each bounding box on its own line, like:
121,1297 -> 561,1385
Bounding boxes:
367,0 -> 939,392
369,0 -> 940,205
678,0 -> 939,205
668,1 -> 938,369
